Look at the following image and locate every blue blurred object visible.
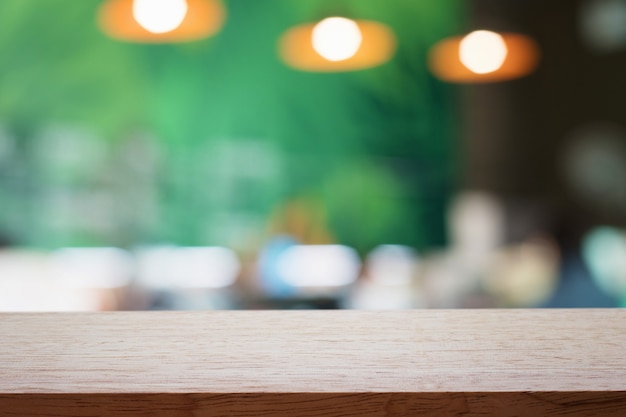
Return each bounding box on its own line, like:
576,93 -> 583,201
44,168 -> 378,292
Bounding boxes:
543,253 -> 619,308
257,236 -> 298,297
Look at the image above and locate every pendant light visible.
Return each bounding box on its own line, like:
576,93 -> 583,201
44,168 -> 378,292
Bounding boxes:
279,16 -> 396,72
428,30 -> 539,83
98,0 -> 225,43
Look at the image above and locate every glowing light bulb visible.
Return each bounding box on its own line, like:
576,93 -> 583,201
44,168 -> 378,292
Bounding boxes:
133,0 -> 188,34
459,30 -> 508,74
312,17 -> 363,61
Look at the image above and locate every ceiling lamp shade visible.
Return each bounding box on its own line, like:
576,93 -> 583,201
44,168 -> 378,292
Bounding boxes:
98,0 -> 225,43
428,30 -> 540,83
279,17 -> 396,72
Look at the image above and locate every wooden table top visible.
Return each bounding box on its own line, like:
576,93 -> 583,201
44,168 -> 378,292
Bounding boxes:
1,309 -> 625,416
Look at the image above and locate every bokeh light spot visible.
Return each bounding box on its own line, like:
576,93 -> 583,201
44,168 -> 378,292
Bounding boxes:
312,17 -> 363,62
133,0 -> 188,34
459,30 -> 508,74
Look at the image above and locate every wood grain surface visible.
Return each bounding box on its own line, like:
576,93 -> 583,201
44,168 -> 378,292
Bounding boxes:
1,310 -> 625,416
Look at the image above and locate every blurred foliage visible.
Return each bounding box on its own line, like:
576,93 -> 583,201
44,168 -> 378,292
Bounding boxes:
0,0 -> 461,252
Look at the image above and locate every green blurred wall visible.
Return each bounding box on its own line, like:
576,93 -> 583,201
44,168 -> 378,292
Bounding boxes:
0,0 -> 461,253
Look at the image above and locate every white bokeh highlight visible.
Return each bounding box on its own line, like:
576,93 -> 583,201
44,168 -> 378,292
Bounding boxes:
312,17 -> 363,61
459,30 -> 508,74
133,0 -> 188,34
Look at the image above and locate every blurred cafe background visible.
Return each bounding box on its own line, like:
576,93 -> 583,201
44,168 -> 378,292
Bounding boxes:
0,0 -> 625,311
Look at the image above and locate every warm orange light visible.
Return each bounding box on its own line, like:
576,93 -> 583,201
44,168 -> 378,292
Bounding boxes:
429,32 -> 540,82
98,0 -> 225,43
279,19 -> 396,72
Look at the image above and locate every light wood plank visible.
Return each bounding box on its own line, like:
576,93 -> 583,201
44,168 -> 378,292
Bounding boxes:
1,310 -> 625,416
